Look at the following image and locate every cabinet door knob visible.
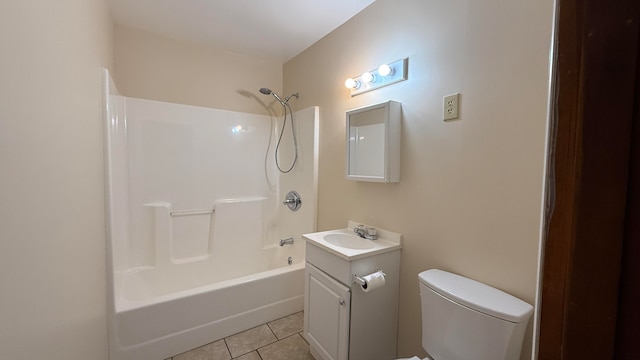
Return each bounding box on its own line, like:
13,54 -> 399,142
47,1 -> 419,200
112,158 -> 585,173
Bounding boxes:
339,298 -> 345,306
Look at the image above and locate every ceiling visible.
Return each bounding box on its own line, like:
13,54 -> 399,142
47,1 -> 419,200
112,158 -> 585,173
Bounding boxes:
109,0 -> 376,63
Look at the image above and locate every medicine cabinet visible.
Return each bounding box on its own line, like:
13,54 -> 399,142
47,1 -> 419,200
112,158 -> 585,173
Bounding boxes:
346,100 -> 401,183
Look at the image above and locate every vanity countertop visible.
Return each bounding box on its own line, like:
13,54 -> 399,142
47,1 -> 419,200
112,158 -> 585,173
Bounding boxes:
303,221 -> 402,261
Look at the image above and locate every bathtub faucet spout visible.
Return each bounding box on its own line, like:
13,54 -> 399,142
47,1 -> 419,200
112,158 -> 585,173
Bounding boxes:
279,237 -> 294,246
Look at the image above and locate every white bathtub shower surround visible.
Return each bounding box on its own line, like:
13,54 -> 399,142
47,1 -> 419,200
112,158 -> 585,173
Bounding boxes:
102,69 -> 317,360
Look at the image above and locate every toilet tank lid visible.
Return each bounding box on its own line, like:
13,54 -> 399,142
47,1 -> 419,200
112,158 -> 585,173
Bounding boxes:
419,269 -> 534,323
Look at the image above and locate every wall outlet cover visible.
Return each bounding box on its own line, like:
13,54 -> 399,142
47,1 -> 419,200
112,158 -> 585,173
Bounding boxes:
443,93 -> 460,121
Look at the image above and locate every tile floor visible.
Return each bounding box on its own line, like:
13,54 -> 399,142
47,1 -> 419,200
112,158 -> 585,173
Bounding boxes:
165,312 -> 314,360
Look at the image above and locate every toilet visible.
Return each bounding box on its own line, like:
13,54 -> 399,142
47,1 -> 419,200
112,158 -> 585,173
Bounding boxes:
399,269 -> 534,360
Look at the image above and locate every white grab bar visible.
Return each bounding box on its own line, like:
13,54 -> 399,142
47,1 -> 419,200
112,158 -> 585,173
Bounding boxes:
169,208 -> 214,217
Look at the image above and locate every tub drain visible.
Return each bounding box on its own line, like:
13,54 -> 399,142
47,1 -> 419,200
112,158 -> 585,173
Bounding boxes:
287,256 -> 293,265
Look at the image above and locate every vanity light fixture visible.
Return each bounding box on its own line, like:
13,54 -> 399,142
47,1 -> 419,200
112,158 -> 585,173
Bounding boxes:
344,58 -> 408,97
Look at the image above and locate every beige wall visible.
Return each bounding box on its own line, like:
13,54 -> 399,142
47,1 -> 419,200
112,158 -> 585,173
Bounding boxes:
114,25 -> 283,115
0,1 -> 113,359
284,0 -> 554,358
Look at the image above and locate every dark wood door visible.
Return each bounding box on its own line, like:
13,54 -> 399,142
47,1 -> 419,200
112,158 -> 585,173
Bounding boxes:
614,39 -> 640,359
538,0 -> 640,358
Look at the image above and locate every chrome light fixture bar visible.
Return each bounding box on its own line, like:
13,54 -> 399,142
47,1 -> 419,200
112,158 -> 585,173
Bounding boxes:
344,58 -> 408,97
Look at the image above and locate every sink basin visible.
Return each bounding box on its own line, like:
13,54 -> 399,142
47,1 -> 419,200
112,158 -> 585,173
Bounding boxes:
323,233 -> 376,250
303,222 -> 402,261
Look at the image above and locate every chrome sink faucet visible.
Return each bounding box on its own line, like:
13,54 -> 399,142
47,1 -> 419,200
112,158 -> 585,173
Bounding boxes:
354,224 -> 377,240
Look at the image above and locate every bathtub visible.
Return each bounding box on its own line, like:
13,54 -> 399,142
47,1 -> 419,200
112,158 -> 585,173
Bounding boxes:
110,252 -> 305,360
109,198 -> 308,360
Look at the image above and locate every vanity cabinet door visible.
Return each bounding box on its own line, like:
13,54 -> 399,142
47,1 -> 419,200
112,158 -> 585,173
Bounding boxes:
304,263 -> 351,360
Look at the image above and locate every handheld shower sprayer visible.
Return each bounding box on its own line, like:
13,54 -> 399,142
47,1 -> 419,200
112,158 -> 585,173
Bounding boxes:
259,88 -> 298,106
259,87 -> 300,173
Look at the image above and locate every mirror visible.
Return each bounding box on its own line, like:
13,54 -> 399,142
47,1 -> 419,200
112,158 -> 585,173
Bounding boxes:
346,101 -> 401,183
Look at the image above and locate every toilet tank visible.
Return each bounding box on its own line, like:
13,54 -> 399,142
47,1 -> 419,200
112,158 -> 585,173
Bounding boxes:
418,269 -> 533,360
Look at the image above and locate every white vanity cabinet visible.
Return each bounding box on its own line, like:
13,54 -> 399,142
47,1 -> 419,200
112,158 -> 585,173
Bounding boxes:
303,223 -> 402,360
304,263 -> 351,360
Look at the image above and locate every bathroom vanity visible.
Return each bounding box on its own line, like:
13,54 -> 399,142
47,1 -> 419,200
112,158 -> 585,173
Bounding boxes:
303,221 -> 402,360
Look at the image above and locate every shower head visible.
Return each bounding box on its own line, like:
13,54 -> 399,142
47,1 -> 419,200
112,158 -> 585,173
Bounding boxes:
259,87 -> 299,105
259,87 -> 285,104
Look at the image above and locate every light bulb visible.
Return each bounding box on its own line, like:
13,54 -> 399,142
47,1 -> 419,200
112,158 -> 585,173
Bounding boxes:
362,71 -> 375,83
378,64 -> 394,77
344,78 -> 360,89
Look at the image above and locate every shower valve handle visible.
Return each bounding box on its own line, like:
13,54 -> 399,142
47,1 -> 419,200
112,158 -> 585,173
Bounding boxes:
283,191 -> 302,211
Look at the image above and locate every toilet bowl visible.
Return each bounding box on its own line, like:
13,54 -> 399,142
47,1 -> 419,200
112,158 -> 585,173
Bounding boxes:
397,269 -> 534,360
